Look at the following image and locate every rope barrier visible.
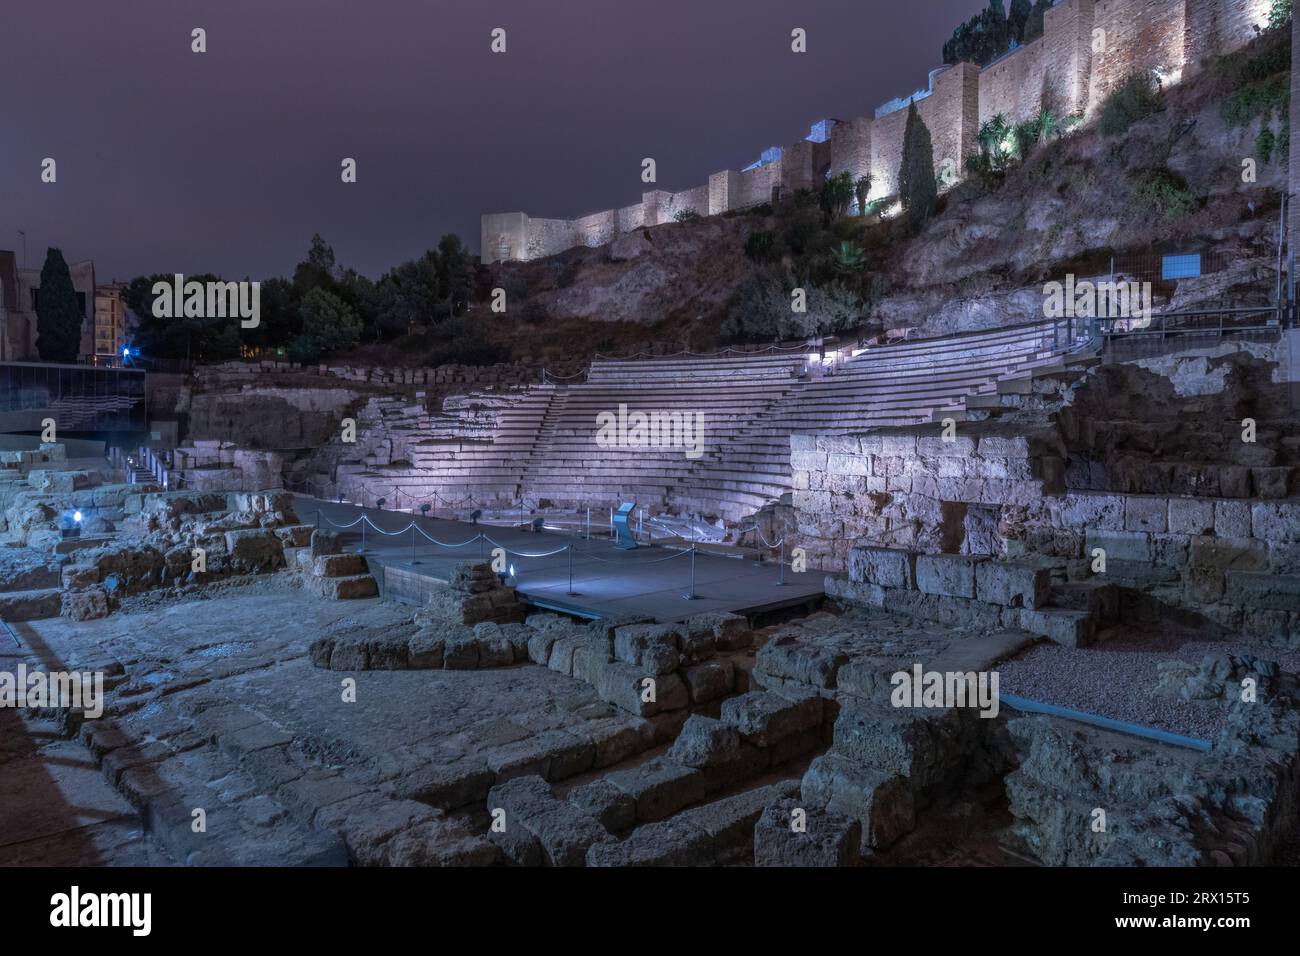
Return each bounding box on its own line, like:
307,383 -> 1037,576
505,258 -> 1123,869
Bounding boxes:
414,525 -> 481,548
570,545 -> 694,565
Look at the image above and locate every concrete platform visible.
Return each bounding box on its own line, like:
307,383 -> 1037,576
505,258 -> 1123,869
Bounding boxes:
295,497 -> 823,623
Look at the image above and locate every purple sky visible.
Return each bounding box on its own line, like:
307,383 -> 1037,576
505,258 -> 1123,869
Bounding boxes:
0,0 -> 984,281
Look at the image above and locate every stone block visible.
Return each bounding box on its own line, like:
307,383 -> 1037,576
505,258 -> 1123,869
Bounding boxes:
667,716 -> 744,770
1251,502 -> 1300,543
486,776 -> 609,866
682,659 -> 735,704
720,691 -> 823,748
915,553 -> 982,599
1017,607 -> 1095,647
603,757 -> 709,823
1124,496 -> 1168,533
313,553 -> 368,577
974,560 -> 1050,609
1083,530 -> 1152,564
1224,571 -> 1300,611
801,753 -> 915,849
753,799 -> 860,867
1214,500 -> 1252,539
403,629 -> 444,669
567,779 -> 636,833
1168,498 -> 1214,536
847,546 -> 916,589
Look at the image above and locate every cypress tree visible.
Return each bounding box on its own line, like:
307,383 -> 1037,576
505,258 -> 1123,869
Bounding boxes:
898,103 -> 938,234
35,248 -> 83,363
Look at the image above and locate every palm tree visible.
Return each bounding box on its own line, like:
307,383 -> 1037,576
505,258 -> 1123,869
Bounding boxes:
819,172 -> 855,223
832,241 -> 866,275
854,175 -> 873,216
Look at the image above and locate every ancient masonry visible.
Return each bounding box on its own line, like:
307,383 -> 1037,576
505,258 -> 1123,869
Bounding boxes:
481,0 -> 1275,263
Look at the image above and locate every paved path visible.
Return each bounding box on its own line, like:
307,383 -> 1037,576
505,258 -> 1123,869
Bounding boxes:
293,497 -> 823,623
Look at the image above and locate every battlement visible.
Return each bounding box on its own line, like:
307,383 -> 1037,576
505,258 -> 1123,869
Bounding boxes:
482,0 -> 1273,264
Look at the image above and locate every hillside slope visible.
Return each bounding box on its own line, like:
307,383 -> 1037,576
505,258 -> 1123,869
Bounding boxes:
484,27 -> 1290,348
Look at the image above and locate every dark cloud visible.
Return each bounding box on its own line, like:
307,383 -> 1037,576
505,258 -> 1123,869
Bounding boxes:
0,0 -> 984,280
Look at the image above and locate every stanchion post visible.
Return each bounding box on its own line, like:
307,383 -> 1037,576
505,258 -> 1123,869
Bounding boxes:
687,544 -> 697,600
778,539 -> 786,586
411,523 -> 417,564
359,518 -> 367,554
567,545 -> 576,596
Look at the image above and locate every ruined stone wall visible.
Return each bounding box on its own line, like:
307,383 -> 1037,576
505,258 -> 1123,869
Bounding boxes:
1045,0 -> 1098,115
979,38 -> 1050,127
482,0 -> 1272,262
574,209 -> 622,249
790,427 -> 1057,571
736,163 -> 779,208
525,217 -> 578,260
480,212 -> 529,264
792,422 -> 1300,638
1087,0 -> 1187,110
829,117 -> 872,182
1185,0 -> 1277,69
661,184 -> 709,221
781,140 -> 815,194
708,170 -> 739,215
869,107 -> 908,200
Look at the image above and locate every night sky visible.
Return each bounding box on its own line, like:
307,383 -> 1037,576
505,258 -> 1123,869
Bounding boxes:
0,0 -> 983,282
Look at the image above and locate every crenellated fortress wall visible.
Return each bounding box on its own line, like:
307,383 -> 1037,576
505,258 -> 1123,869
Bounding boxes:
481,0 -> 1274,264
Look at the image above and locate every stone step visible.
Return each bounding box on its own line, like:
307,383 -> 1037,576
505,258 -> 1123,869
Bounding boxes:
0,588 -> 63,622
1016,606 -> 1097,648
1048,580 -> 1119,623
586,779 -> 800,866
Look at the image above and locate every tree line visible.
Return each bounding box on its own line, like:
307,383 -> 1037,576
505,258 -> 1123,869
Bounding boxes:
121,233 -> 480,364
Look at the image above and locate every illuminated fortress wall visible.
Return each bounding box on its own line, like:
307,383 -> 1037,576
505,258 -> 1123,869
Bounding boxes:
481,0 -> 1277,263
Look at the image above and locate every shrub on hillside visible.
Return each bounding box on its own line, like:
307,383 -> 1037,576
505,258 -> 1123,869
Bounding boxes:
1097,72 -> 1162,138
744,230 -> 777,263
424,316 -> 511,366
1130,168 -> 1198,222
720,273 -> 863,342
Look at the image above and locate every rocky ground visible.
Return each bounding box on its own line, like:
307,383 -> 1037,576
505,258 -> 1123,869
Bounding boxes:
6,561 -> 1295,866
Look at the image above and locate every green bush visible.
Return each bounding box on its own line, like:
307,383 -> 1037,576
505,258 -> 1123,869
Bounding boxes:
555,260 -> 582,289
1221,73 -> 1289,128
424,316 -> 511,366
1256,125 -> 1278,164
1098,72 -> 1162,137
720,273 -> 863,342
1130,168 -> 1198,221
744,230 -> 777,263
520,300 -> 549,325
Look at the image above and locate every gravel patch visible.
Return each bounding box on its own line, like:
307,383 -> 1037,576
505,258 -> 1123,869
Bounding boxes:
998,625 -> 1300,741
